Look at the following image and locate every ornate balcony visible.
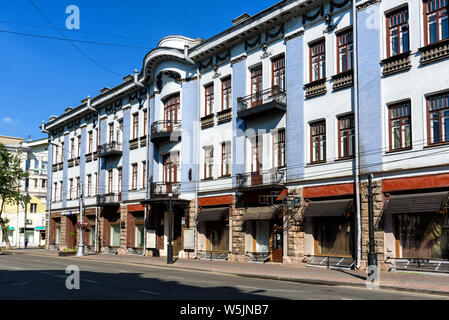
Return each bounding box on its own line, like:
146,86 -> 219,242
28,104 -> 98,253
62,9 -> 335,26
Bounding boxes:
236,168 -> 286,191
68,158 -> 75,167
332,70 -> 353,90
419,39 -> 449,65
86,153 -> 93,162
237,86 -> 286,120
150,182 -> 181,198
381,52 -> 412,76
96,193 -> 120,207
98,142 -> 122,158
304,79 -> 327,98
217,108 -> 232,124
150,120 -> 181,143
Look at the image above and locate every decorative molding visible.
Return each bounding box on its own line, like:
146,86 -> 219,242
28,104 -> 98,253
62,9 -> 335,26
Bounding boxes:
302,5 -> 325,25
231,54 -> 247,65
419,39 -> 449,65
155,70 -> 182,91
265,23 -> 284,41
212,65 -> 221,79
215,50 -> 230,63
330,0 -> 352,13
244,34 -> 261,51
356,0 -> 381,12
332,70 -> 354,90
199,56 -> 214,70
284,30 -> 304,41
304,79 -> 327,98
381,52 -> 412,76
260,43 -> 271,59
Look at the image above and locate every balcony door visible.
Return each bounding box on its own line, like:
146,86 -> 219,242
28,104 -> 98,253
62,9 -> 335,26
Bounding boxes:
251,136 -> 262,185
164,94 -> 179,130
163,152 -> 179,193
250,65 -> 263,107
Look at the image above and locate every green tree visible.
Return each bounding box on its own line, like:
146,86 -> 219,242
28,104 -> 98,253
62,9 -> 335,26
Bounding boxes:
0,143 -> 28,250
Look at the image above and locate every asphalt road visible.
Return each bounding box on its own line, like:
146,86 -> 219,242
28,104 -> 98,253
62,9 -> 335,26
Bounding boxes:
0,252 -> 447,300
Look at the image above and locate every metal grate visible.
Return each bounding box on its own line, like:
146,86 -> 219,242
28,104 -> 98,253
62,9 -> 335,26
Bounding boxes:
247,252 -> 270,263
388,258 -> 449,273
199,251 -> 228,261
305,255 -> 355,269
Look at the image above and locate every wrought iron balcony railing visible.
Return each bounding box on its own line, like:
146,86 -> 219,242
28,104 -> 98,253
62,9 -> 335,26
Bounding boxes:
236,167 -> 286,189
98,141 -> 122,158
237,86 -> 286,120
96,193 -> 120,206
150,182 -> 181,197
150,120 -> 181,143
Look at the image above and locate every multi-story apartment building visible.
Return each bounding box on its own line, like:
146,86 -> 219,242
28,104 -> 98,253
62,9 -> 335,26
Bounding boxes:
42,0 -> 449,272
0,136 -> 48,248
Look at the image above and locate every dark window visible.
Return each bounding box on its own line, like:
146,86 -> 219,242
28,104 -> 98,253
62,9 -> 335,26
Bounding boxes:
143,110 -> 147,136
389,102 -> 412,151
205,83 -> 214,116
30,203 -> 37,213
88,131 -> 93,153
204,146 -> 214,179
272,55 -> 285,92
386,8 -> 409,57
221,141 -> 231,177
131,164 -> 137,190
273,129 -> 285,168
310,121 -> 326,163
427,91 -> 449,144
250,65 -> 263,107
424,0 -> 448,44
337,29 -> 353,73
87,175 -> 92,197
310,40 -> 326,82
132,114 -> 139,139
221,77 -> 232,110
164,94 -> 180,125
108,169 -> 113,193
338,114 -> 355,158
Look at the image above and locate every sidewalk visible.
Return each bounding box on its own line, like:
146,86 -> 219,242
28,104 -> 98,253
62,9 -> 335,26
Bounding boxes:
5,248 -> 449,297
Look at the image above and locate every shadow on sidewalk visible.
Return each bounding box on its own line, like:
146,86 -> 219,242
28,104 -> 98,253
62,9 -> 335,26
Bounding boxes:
335,268 -> 367,281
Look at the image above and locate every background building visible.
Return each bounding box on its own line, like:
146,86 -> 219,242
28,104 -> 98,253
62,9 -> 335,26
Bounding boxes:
0,136 -> 48,248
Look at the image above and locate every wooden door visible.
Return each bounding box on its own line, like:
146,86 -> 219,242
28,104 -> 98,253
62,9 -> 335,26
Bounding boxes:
270,223 -> 283,262
172,209 -> 183,257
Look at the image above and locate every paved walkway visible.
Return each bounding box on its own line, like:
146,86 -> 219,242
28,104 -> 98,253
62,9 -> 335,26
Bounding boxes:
3,248 -> 449,297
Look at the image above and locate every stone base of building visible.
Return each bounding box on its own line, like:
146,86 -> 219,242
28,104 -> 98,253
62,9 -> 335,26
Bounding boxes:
282,256 -> 306,266
228,253 -> 247,263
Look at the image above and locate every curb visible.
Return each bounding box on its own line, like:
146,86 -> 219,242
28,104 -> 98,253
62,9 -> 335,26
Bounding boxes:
7,251 -> 449,297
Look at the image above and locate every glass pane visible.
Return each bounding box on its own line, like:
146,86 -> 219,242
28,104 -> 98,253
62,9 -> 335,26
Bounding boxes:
135,224 -> 144,248
441,12 -> 448,40
429,15 -> 438,43
317,217 -> 351,256
111,225 -> 120,247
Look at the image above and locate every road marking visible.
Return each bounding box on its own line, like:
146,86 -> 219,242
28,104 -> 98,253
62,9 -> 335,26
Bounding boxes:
11,266 -> 23,270
340,297 -> 353,300
82,279 -> 100,284
39,271 -> 53,275
237,285 -> 262,290
9,281 -> 29,286
166,276 -> 184,280
138,290 -> 160,295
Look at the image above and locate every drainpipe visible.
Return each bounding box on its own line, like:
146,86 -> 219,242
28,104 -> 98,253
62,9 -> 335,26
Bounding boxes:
143,91 -> 150,257
353,0 -> 362,269
134,69 -> 145,88
183,44 -> 199,258
41,121 -> 52,250
86,96 -> 100,254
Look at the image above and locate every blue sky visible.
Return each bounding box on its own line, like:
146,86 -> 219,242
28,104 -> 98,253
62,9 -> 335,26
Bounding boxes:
0,0 -> 277,141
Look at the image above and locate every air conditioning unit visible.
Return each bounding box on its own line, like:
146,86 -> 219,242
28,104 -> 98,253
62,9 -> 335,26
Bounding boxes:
25,219 -> 32,224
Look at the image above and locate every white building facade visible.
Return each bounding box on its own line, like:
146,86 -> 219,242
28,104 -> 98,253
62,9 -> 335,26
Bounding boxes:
43,0 -> 449,272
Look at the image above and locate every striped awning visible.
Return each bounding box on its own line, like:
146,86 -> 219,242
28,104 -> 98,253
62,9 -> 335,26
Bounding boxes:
383,191 -> 449,215
243,206 -> 280,220
197,207 -> 228,221
303,199 -> 354,217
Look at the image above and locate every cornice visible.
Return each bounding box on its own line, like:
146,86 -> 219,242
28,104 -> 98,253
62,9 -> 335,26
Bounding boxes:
284,30 -> 305,41
230,54 -> 247,65
356,0 -> 381,12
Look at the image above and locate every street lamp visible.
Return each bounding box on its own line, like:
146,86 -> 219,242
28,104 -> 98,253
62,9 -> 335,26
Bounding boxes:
167,192 -> 174,264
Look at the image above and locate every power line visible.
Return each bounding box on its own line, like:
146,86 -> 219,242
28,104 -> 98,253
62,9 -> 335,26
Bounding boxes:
27,0 -> 123,78
0,29 -> 150,49
0,19 -> 159,42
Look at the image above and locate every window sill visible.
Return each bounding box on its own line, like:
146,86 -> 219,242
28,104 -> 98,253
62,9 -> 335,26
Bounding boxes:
419,38 -> 449,65
201,177 -> 214,181
384,147 -> 413,155
335,156 -> 354,162
218,175 -> 232,179
424,141 -> 449,149
306,161 -> 327,167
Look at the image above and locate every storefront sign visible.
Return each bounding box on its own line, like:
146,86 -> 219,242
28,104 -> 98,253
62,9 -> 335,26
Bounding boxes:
146,229 -> 156,249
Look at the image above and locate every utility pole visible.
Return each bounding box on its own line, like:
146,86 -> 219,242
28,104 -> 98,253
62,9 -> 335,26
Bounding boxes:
167,192 -> 174,264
